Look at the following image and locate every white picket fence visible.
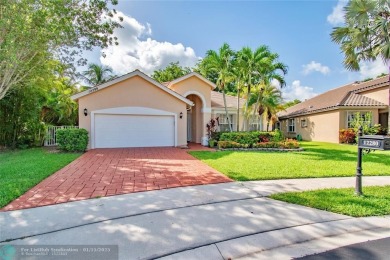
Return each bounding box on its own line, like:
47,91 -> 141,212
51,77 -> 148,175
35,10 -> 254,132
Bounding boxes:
44,126 -> 79,146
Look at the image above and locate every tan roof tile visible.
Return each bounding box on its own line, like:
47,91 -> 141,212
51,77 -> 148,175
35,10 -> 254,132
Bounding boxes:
211,91 -> 246,109
341,92 -> 386,106
278,76 -> 389,118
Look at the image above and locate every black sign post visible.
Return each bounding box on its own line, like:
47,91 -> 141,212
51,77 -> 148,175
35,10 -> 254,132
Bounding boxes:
356,129 -> 390,196
355,127 -> 363,196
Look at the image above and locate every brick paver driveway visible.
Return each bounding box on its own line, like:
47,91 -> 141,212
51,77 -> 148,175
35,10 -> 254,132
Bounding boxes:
2,146 -> 231,211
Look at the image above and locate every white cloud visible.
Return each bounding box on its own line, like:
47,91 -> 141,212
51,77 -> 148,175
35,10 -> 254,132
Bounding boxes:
302,61 -> 330,75
358,60 -> 388,79
282,80 -> 318,101
327,0 -> 348,26
100,12 -> 200,75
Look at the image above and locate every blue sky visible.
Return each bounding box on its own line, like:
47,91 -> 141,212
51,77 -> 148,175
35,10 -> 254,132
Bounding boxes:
87,0 -> 388,101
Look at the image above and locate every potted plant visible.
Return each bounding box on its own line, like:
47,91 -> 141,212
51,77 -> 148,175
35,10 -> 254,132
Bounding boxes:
208,138 -> 216,147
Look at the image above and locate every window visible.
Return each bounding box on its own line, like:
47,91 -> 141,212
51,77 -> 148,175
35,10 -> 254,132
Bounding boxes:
347,111 -> 372,128
301,119 -> 307,128
250,115 -> 263,131
288,118 -> 295,132
217,114 -> 234,132
275,122 -> 281,130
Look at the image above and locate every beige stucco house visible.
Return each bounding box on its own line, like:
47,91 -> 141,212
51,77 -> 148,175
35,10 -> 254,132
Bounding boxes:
71,70 -> 254,149
278,76 -> 389,143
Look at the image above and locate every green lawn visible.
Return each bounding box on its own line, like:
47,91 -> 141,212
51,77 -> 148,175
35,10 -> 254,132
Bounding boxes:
270,186 -> 390,217
0,148 -> 81,208
190,142 -> 390,181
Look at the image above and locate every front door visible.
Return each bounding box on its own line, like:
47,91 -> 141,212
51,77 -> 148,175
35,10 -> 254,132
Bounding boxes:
379,113 -> 388,129
187,112 -> 192,142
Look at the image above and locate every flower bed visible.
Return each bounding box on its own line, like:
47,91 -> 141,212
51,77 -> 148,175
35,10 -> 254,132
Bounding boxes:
217,138 -> 302,151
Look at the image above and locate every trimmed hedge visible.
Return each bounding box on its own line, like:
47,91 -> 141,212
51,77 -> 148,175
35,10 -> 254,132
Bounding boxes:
253,139 -> 300,149
219,131 -> 280,147
218,138 -> 300,150
218,141 -> 249,149
56,128 -> 89,152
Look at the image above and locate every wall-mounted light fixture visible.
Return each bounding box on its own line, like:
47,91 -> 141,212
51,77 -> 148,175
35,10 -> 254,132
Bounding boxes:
84,108 -> 88,116
179,112 -> 183,119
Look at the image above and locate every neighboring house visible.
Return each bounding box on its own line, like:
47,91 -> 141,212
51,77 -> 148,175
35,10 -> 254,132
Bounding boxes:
278,76 -> 389,143
71,70 -> 259,149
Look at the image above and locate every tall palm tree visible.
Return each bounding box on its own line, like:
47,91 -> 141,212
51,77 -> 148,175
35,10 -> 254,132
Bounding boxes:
331,0 -> 390,132
82,63 -> 115,86
201,43 -> 235,132
236,46 -> 270,130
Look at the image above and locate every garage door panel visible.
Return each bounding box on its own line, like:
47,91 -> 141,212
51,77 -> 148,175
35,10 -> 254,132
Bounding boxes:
94,114 -> 175,148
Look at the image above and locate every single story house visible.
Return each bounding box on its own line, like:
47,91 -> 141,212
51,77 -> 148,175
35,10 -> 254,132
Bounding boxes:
71,70 -> 256,149
278,76 -> 389,143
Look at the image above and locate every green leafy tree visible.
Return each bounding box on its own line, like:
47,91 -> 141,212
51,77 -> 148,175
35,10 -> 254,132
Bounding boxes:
331,0 -> 390,132
283,99 -> 301,109
0,61 -> 78,148
0,0 -> 122,99
82,63 -> 115,86
200,43 -> 235,132
152,62 -> 192,83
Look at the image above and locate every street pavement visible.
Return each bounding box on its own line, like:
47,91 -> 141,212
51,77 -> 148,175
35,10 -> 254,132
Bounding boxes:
297,237 -> 390,260
1,176 -> 389,259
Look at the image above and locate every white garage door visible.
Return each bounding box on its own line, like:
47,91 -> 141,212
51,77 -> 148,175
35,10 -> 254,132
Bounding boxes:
94,114 -> 175,148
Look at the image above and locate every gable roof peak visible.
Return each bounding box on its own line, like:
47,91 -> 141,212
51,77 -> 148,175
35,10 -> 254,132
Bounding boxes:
167,72 -> 217,89
71,69 -> 193,106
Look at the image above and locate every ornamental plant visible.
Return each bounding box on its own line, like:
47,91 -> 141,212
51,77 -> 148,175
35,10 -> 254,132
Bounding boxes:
339,129 -> 356,144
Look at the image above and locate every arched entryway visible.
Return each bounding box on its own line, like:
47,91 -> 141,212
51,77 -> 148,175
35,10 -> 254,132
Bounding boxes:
186,94 -> 204,143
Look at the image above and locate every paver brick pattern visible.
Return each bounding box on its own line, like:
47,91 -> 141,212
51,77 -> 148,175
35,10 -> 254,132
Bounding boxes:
2,145 -> 231,211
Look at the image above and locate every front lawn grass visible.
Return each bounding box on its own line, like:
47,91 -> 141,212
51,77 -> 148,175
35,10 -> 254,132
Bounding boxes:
0,148 -> 81,208
190,142 -> 390,180
270,186 -> 390,217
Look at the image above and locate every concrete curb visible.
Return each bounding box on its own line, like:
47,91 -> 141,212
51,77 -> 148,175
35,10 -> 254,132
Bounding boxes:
159,217 -> 390,260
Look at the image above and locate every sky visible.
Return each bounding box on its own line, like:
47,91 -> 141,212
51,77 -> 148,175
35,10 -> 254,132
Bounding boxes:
84,0 -> 388,101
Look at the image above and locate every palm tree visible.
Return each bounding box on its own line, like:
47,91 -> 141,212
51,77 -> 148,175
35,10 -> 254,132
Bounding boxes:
236,46 -> 270,130
331,0 -> 390,132
249,83 -> 283,131
232,61 -> 247,131
82,63 -> 115,86
201,43 -> 235,132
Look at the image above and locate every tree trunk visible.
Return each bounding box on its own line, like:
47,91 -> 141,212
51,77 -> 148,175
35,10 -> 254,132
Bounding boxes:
241,86 -> 251,131
250,91 -> 261,129
222,90 -> 233,132
388,66 -> 390,134
237,86 -> 240,131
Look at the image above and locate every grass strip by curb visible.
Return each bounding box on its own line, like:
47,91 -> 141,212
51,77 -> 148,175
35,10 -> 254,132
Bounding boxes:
270,185 -> 390,217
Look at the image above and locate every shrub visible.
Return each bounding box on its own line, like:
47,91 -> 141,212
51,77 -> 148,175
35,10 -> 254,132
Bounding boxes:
219,131 -> 276,146
211,131 -> 227,142
271,129 -> 284,142
220,132 -> 258,146
218,141 -> 248,149
279,139 -> 300,149
339,128 -> 356,144
253,142 -> 278,148
253,139 -> 300,149
208,139 -> 216,147
373,124 -> 387,135
56,128 -> 88,152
